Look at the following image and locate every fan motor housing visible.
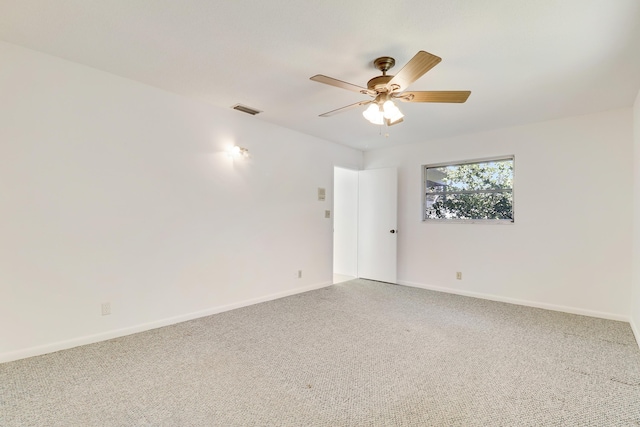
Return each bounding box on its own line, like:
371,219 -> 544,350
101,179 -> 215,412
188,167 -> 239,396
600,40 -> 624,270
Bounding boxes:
367,75 -> 393,92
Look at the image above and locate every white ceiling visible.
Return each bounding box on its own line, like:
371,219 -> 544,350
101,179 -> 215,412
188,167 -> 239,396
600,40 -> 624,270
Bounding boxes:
1,0 -> 640,151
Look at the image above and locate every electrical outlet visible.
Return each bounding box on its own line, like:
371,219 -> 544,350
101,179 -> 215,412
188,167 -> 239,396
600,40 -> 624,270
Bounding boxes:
101,302 -> 111,316
456,272 -> 462,280
298,270 -> 302,279
325,210 -> 331,218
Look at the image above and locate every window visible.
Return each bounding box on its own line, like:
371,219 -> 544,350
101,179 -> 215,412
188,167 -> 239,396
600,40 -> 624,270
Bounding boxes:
423,156 -> 514,222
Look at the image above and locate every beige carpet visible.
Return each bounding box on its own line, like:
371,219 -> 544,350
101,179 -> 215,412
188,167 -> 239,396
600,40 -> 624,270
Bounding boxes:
1,279 -> 639,426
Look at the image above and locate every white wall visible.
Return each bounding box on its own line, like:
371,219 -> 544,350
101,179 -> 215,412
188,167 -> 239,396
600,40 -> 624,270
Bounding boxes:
365,109 -> 634,320
0,42 -> 362,362
632,90 -> 640,344
333,167 -> 358,277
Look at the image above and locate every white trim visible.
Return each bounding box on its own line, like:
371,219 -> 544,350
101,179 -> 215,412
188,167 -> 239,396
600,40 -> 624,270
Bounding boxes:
397,280 -> 629,322
0,281 -> 332,364
422,219 -> 514,225
631,317 -> 640,350
424,155 -> 515,169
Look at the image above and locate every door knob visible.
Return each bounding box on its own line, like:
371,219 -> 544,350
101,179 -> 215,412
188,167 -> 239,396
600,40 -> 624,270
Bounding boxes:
390,229 -> 396,234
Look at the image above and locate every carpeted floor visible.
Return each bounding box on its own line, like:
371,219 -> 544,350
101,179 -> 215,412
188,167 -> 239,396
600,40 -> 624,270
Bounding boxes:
1,279 -> 639,426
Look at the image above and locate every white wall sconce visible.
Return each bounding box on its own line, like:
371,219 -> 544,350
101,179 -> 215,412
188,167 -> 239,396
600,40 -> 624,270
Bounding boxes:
227,145 -> 250,159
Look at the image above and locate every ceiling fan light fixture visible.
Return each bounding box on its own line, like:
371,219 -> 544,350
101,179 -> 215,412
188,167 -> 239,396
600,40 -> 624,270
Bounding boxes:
382,100 -> 403,122
363,103 -> 384,125
312,50 -> 470,127
386,109 -> 404,123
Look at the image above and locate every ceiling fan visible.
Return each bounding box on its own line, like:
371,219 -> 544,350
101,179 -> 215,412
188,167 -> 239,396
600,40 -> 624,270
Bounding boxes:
310,50 -> 470,126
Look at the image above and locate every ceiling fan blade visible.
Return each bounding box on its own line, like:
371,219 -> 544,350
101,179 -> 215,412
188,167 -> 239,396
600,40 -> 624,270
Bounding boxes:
387,51 -> 442,91
310,74 -> 370,94
396,91 -> 471,103
319,100 -> 372,117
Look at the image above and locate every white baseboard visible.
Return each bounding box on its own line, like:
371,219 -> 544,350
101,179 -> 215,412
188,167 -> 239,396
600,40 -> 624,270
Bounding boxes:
397,280 -> 630,322
0,281 -> 332,364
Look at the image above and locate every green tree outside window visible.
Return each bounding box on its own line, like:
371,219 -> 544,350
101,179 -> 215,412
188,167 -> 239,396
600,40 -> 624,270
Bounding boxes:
424,158 -> 514,221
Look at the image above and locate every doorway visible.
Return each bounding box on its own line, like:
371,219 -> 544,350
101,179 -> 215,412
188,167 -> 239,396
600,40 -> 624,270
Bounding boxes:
333,167 -> 358,284
333,167 -> 398,284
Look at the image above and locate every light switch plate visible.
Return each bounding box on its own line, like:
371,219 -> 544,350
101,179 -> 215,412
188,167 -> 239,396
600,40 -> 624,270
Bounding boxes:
101,302 -> 111,316
318,188 -> 326,201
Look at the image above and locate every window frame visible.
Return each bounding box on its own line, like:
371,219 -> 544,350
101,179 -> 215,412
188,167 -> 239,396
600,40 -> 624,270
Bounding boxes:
421,155 -> 515,224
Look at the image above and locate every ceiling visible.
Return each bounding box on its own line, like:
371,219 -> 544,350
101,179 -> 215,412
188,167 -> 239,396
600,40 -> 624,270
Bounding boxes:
1,1 -> 640,151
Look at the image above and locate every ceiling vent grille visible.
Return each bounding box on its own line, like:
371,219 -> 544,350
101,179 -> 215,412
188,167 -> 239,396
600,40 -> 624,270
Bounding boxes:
232,104 -> 262,115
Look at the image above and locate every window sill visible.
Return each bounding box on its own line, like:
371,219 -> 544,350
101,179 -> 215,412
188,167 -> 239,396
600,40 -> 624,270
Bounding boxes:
422,219 -> 514,225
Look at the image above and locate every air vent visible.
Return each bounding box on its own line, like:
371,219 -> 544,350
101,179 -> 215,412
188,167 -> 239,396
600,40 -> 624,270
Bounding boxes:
232,104 -> 262,115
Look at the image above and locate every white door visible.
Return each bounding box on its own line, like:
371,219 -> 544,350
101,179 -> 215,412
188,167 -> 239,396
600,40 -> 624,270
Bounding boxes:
357,168 -> 398,283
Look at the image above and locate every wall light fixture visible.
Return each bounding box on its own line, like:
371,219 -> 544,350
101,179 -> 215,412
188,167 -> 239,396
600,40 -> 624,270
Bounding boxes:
228,145 -> 250,159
